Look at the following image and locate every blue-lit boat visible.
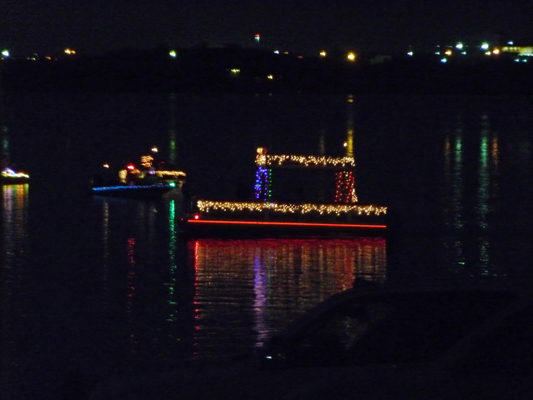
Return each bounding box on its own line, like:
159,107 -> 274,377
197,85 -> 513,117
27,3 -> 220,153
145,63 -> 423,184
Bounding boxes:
1,168 -> 30,185
178,147 -> 388,238
90,152 -> 186,199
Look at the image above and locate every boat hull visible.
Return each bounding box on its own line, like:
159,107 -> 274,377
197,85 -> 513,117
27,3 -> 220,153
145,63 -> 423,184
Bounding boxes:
90,184 -> 180,200
1,177 -> 30,185
178,217 -> 388,239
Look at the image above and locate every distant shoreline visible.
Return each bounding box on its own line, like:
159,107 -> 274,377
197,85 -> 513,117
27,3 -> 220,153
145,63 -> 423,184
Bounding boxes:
2,48 -> 533,95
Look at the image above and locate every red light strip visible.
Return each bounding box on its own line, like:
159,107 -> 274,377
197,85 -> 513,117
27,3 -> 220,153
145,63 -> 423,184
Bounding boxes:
187,219 -> 386,229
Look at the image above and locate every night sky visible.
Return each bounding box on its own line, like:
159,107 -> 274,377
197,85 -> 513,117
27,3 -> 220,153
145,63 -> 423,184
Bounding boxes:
2,0 -> 532,56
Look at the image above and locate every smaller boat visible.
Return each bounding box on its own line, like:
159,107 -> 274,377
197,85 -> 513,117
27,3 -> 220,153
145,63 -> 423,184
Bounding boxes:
90,151 -> 186,199
1,167 -> 30,185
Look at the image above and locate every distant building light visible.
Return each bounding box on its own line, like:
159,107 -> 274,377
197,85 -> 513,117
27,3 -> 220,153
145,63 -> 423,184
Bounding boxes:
492,48 -> 500,55
456,42 -> 463,50
508,41 -> 514,45
407,51 -> 413,56
169,50 -> 177,57
347,52 -> 356,61
319,50 -> 327,58
481,43 -> 489,50
440,58 -> 447,63
435,52 -> 441,55
283,51 -> 289,55
1,50 -> 9,57
297,55 -> 303,59
461,52 -> 467,55
255,34 -> 260,43
485,51 -> 491,56
64,48 -> 76,55
230,69 -> 241,74
267,75 -> 274,80
445,50 -> 452,56
273,50 -> 280,54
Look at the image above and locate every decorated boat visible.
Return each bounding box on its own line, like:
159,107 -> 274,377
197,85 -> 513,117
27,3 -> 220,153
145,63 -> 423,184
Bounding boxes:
178,147 -> 388,238
1,167 -> 30,185
90,150 -> 186,199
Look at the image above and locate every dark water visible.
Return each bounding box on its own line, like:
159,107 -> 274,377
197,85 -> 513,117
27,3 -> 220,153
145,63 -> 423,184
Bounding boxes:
1,92 -> 533,399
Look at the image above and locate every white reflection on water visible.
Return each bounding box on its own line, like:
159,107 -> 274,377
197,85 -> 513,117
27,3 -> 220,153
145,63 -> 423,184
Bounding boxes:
189,237 -> 386,358
1,184 -> 29,399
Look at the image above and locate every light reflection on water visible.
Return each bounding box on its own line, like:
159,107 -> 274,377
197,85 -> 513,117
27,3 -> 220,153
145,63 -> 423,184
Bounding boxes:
188,237 -> 386,358
1,184 -> 29,400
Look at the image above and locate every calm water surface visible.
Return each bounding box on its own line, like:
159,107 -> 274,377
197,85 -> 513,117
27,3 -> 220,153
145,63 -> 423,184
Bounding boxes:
1,92 -> 533,399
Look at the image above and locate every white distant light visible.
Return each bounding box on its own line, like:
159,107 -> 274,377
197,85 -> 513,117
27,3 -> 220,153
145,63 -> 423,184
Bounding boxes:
169,50 -> 177,57
1,50 -> 9,57
481,43 -> 489,50
407,51 -> 414,56
273,50 -> 280,54
435,52 -> 441,55
461,52 -> 467,55
456,42 -> 463,50
440,58 -> 447,63
508,41 -> 514,45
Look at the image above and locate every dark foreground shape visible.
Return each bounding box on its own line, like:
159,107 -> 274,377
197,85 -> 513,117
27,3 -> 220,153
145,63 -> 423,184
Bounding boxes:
89,278 -> 533,400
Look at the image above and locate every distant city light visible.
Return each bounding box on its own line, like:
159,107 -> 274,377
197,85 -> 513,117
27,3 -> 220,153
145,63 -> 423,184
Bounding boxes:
435,52 -> 441,55
347,52 -> 356,61
485,51 -> 491,56
2,50 -> 9,57
492,48 -> 500,55
407,51 -> 413,56
455,43 -> 463,50
481,43 -> 489,50
461,52 -> 467,55
169,50 -> 177,57
440,58 -> 447,63
508,41 -> 514,45
273,50 -> 280,54
267,75 -> 274,80
445,49 -> 452,56
64,48 -> 76,55
319,50 -> 327,58
255,34 -> 260,44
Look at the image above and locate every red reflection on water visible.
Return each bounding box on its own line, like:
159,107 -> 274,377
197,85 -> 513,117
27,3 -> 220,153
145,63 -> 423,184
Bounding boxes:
126,237 -> 137,354
187,237 -> 387,358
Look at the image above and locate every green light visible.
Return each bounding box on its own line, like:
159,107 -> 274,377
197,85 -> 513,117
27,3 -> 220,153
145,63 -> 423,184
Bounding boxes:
169,182 -> 176,187
169,50 -> 177,58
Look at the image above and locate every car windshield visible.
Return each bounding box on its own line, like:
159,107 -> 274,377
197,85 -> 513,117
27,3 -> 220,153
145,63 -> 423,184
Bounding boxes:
280,290 -> 517,367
